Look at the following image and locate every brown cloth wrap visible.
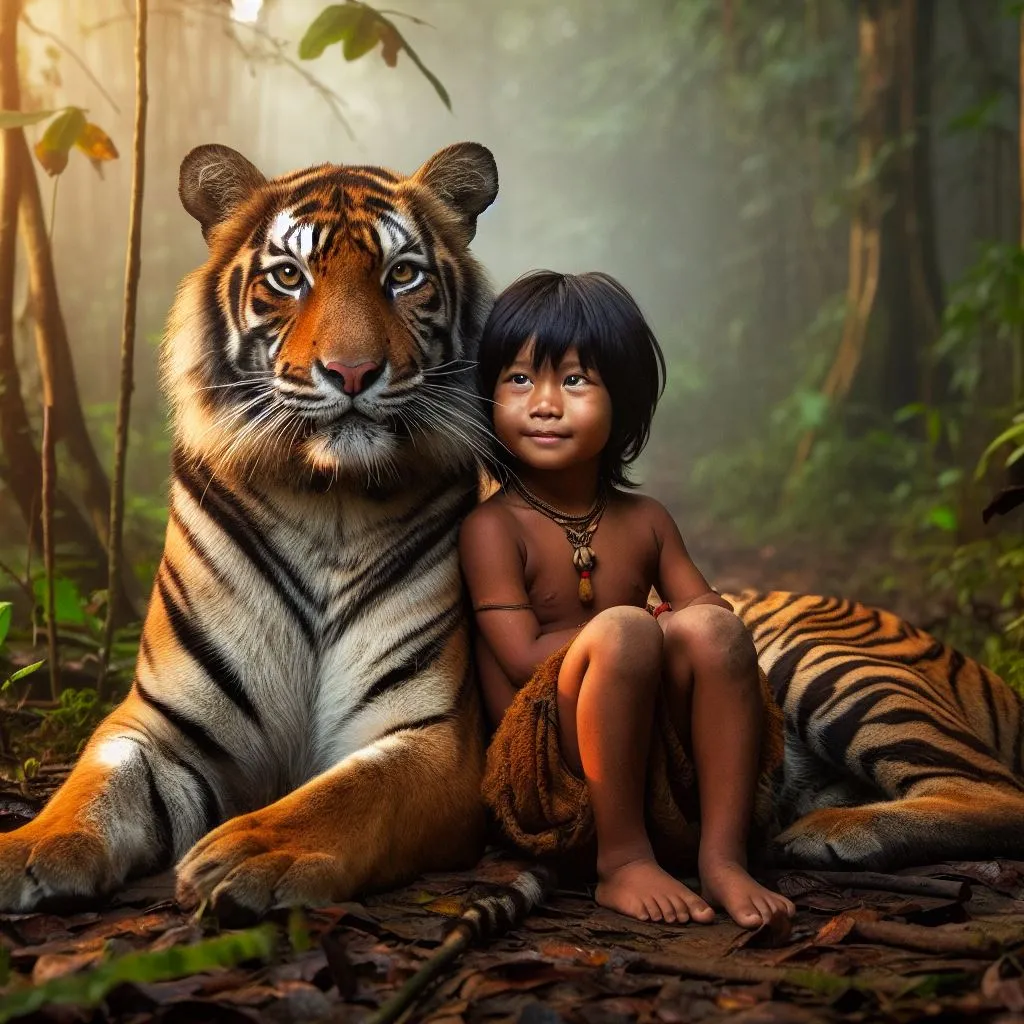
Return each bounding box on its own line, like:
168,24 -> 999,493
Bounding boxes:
481,641 -> 785,875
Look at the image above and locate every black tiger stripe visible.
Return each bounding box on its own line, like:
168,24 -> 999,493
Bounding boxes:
156,741 -> 221,837
355,602 -> 463,712
380,712 -> 455,740
979,669 -> 1002,754
160,558 -> 193,615
826,695 -> 1000,767
134,680 -> 232,764
156,573 -> 261,726
142,758 -> 174,867
174,454 -> 320,644
745,593 -> 831,639
168,506 -> 236,592
325,490 -> 473,643
228,265 -> 243,327
894,768 -> 995,796
348,163 -> 399,183
859,738 -> 1019,789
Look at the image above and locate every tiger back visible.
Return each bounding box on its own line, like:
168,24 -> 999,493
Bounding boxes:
727,590 -> 1024,867
0,142 -> 499,917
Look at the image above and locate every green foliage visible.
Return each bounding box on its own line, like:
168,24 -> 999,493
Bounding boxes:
0,923 -> 278,1022
0,602 -> 44,695
299,2 -> 450,109
934,244 -> 1024,405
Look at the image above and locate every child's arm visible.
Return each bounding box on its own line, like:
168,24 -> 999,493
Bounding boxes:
650,500 -> 734,613
459,503 -> 582,692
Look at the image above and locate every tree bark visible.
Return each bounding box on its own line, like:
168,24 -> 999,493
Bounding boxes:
788,0 -> 896,483
0,0 -> 38,542
877,0 -> 946,415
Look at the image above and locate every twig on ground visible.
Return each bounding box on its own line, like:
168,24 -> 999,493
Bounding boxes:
767,868 -> 970,902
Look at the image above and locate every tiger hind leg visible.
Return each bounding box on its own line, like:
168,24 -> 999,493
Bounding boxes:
769,784 -> 1024,869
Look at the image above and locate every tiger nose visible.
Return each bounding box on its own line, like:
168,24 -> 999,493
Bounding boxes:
321,360 -> 383,396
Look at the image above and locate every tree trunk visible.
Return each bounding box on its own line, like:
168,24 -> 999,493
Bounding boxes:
0,0 -> 36,540
877,0 -> 945,416
788,0 -> 896,483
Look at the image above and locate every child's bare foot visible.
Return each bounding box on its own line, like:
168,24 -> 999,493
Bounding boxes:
699,856 -> 796,929
596,857 -> 716,923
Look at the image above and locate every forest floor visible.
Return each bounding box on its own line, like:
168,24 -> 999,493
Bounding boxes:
2,535 -> 1023,1022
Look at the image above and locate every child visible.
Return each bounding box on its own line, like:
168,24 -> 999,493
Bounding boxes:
459,270 -> 795,928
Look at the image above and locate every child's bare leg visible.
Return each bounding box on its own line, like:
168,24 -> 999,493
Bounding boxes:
663,606 -> 796,928
557,606 -> 714,924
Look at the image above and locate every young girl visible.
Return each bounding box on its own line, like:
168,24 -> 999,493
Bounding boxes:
459,270 -> 795,928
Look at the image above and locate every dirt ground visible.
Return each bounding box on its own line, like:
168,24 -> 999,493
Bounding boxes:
1,845 -> 1023,1023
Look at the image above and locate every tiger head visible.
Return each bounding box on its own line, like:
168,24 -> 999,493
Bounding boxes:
163,142 -> 498,489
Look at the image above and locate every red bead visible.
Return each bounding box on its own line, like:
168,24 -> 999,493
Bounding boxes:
581,570 -> 591,578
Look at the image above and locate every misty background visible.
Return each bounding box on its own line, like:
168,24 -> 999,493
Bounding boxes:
4,0 -> 1024,687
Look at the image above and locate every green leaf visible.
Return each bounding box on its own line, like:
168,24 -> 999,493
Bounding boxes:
33,576 -> 87,626
343,8 -> 381,60
0,923 -> 278,1022
299,2 -> 450,110
0,601 -> 10,647
0,108 -> 60,129
976,420 -> 1024,479
33,106 -> 87,176
925,505 -> 958,533
7,660 -> 45,685
298,4 -> 363,60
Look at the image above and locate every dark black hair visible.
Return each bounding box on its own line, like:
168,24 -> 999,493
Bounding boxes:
477,270 -> 666,489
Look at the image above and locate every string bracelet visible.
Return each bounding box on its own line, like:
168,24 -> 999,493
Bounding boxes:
474,602 -> 534,612
651,602 -> 672,620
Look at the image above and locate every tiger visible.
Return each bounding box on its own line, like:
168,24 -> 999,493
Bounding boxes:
0,141 -> 500,917
726,589 -> 1024,867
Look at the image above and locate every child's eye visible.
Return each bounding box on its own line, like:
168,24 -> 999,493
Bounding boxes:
509,373 -> 530,385
564,374 -> 586,387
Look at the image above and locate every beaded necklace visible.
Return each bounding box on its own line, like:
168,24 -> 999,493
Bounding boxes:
511,481 -> 608,605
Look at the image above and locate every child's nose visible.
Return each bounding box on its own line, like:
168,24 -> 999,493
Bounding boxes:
531,387 -> 562,415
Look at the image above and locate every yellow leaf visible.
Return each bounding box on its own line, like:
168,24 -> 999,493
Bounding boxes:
74,122 -> 118,162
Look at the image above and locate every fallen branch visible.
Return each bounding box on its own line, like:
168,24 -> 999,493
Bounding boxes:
850,918 -> 1000,956
634,952 -> 939,997
368,865 -> 556,1024
767,868 -> 970,902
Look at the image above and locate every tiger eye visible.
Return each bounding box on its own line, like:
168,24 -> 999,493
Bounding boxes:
270,263 -> 302,290
389,262 -> 416,285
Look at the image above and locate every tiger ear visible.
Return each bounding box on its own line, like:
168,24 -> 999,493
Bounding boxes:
179,144 -> 266,242
413,142 -> 498,243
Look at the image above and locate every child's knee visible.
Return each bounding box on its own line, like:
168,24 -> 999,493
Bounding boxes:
664,605 -> 757,678
580,605 -> 663,673
598,605 -> 663,663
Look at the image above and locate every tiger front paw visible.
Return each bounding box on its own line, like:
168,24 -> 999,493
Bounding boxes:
175,812 -> 345,925
0,824 -> 114,912
769,807 -> 887,868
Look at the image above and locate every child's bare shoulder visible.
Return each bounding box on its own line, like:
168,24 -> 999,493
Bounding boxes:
459,492 -> 522,550
612,490 -> 674,530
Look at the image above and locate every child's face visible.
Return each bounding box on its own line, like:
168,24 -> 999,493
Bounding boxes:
492,341 -> 612,474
